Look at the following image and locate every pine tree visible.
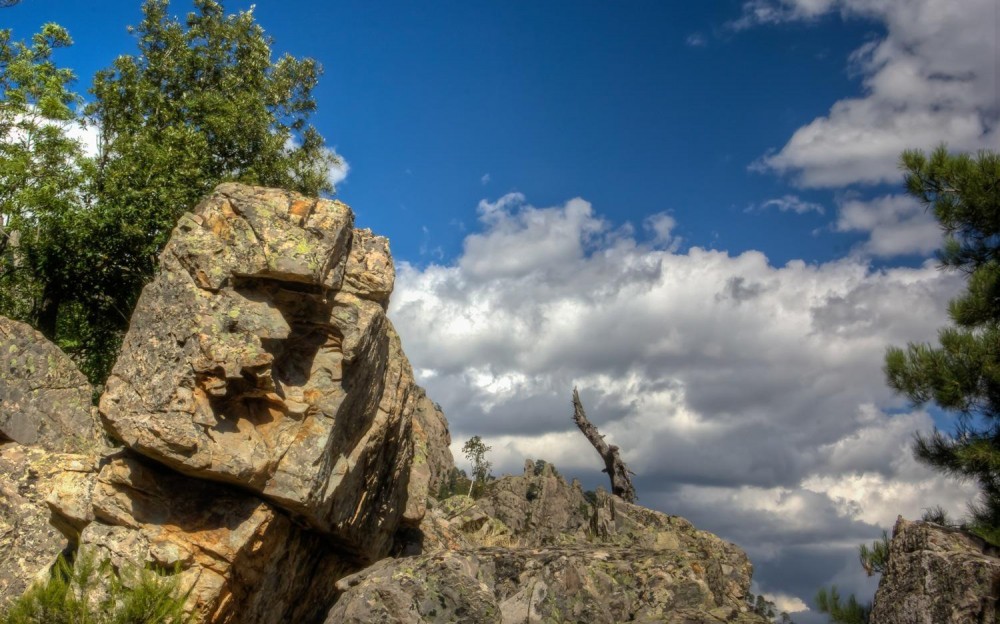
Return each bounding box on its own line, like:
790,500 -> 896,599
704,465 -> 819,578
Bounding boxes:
884,146 -> 1000,544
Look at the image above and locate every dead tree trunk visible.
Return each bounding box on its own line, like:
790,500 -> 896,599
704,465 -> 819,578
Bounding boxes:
571,387 -> 636,503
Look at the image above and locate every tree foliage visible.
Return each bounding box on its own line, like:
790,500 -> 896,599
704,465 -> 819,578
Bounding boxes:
0,22 -> 91,340
858,530 -> 890,577
0,1 -> 338,384
814,586 -> 870,624
884,146 -> 1000,544
462,435 -> 493,498
0,552 -> 191,624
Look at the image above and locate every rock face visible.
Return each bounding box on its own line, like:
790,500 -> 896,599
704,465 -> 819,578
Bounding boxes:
1,184 -> 768,624
75,454 -> 352,624
334,460 -> 767,624
0,316 -> 102,453
0,445 -> 99,605
99,184 -> 420,561
869,516 -> 1000,624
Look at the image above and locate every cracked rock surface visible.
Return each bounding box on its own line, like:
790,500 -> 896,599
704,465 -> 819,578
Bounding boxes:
100,184 -> 425,561
0,316 -> 102,453
870,517 -> 1000,624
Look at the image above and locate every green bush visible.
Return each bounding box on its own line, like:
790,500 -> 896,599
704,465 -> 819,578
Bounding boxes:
0,551 -> 192,624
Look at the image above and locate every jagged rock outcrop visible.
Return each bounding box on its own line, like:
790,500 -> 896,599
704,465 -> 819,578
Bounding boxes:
869,516 -> 1000,624
0,445 -> 99,605
0,316 -> 102,453
334,460 -> 767,624
99,184 -> 424,561
73,454 -> 352,624
403,390 -> 454,523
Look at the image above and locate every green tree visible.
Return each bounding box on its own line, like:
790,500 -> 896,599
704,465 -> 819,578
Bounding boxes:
462,436 -> 492,498
0,23 -> 90,336
815,587 -> 870,624
884,146 -> 1000,545
858,530 -> 890,577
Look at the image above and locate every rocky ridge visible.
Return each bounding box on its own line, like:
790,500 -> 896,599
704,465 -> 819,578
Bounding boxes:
2,183 -> 767,623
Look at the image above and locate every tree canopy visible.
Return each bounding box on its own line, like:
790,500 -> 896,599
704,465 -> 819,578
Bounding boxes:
0,0 -> 339,384
885,146 -> 1000,544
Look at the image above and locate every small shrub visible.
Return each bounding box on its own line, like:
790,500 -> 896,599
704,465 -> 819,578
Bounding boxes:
525,482 -> 541,502
920,505 -> 950,525
0,551 -> 192,624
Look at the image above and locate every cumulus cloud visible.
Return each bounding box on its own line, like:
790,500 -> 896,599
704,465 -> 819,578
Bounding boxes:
834,194 -> 941,256
742,0 -> 998,188
325,148 -> 350,187
390,194 -> 977,612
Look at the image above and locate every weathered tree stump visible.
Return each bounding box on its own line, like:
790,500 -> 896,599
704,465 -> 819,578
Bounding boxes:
571,387 -> 636,502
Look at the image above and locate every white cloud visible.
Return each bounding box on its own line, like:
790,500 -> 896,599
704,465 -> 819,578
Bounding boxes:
326,148 -> 350,187
390,193 -> 974,607
481,173 -> 491,185
643,212 -> 681,249
743,0 -> 998,188
686,32 -> 708,47
835,194 -> 940,256
753,195 -> 826,215
763,592 -> 810,614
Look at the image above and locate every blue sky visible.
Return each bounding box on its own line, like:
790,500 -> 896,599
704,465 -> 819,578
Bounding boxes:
5,1 -> 997,620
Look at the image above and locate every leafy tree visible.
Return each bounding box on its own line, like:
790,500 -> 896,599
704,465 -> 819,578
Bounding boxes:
0,551 -> 191,623
462,435 -> 492,498
1,0 -> 339,384
815,586 -> 870,624
436,467 -> 471,500
884,146 -> 1000,545
858,530 -> 890,577
0,23 -> 90,337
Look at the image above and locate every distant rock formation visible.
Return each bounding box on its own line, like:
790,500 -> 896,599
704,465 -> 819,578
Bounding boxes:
0,184 -> 767,624
870,516 -> 1000,624
334,460 -> 767,624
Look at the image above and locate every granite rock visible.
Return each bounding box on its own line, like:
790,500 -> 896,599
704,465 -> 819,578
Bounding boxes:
0,316 -> 102,453
869,516 -> 1000,624
99,184 -> 421,561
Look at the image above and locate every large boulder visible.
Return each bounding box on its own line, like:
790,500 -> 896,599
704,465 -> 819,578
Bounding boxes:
869,516 -> 1000,624
65,453 -> 353,624
99,184 -> 421,561
0,316 -> 102,453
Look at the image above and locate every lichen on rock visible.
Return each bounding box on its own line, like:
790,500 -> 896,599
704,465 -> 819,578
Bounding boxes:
99,184 -> 425,561
869,516 -> 1000,624
0,316 -> 103,453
